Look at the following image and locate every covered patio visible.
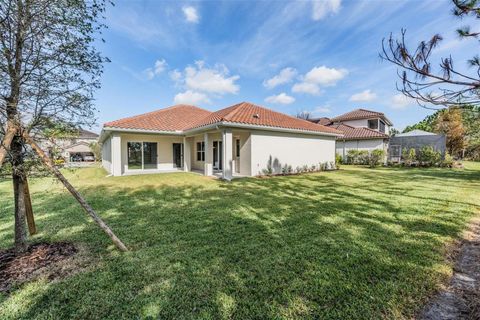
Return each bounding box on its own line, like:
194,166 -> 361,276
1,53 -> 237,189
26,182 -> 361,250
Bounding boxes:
184,128 -> 251,180
103,128 -> 250,180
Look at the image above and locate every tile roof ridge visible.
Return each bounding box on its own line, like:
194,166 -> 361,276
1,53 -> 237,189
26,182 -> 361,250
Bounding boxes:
358,108 -> 384,115
221,102 -> 245,121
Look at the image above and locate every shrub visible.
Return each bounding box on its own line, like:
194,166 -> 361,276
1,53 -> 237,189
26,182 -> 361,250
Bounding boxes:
418,146 -> 441,166
404,148 -> 416,166
335,153 -> 343,165
346,150 -> 369,165
368,149 -> 385,168
329,161 -> 336,170
441,153 -> 454,167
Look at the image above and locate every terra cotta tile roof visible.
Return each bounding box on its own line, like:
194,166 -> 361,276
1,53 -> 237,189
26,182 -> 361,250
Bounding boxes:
309,117 -> 332,126
329,123 -> 389,140
104,104 -> 212,132
330,108 -> 392,125
187,102 -> 342,134
104,102 -> 342,135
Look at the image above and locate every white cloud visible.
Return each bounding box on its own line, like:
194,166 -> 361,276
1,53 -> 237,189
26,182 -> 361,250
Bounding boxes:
144,59 -> 167,80
171,61 -> 240,105
265,92 -> 296,104
182,6 -> 199,23
349,89 -> 377,102
169,69 -> 182,82
263,67 -> 297,89
174,90 -> 210,105
303,66 -> 348,86
391,94 -> 414,109
292,82 -> 321,95
182,61 -> 240,94
312,0 -> 342,21
291,65 -> 347,95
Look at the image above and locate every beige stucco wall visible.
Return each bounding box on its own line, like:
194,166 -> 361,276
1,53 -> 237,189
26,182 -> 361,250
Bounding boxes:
102,137 -> 112,173
235,131 -> 251,176
249,131 -> 336,176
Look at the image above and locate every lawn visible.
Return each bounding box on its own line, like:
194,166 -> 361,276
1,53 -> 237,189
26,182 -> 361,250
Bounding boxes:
0,163 -> 479,319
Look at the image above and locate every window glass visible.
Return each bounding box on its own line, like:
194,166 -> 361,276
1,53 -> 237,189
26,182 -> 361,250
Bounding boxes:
368,119 -> 378,130
127,142 -> 142,169
197,142 -> 205,161
236,139 -> 240,157
143,142 -> 158,169
379,120 -> 386,133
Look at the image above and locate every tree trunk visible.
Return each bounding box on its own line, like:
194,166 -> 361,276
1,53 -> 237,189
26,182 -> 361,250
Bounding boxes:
0,122 -> 17,168
11,135 -> 28,253
23,132 -> 128,252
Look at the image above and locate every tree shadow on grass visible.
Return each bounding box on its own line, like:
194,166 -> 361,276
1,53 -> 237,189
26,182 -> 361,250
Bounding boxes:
0,167 -> 479,319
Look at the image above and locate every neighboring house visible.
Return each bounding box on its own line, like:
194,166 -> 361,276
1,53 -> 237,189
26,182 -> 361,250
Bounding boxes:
99,102 -> 342,179
309,109 -> 392,160
40,129 -> 99,163
388,129 -> 446,162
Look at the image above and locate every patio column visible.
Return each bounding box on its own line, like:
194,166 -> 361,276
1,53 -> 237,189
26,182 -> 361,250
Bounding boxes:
222,128 -> 233,180
183,137 -> 191,172
111,133 -> 122,176
204,133 -> 212,176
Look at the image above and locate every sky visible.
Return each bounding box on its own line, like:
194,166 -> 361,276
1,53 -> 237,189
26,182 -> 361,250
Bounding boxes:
92,0 -> 479,132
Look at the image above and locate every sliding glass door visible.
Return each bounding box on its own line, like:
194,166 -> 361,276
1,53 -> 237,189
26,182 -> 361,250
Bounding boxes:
127,142 -> 158,170
127,142 -> 142,169
143,142 -> 158,169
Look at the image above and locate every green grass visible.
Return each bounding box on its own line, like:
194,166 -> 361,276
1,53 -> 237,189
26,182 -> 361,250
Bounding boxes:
1,163 -> 479,319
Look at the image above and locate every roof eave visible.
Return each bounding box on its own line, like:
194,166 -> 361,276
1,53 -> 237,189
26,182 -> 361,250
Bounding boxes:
99,127 -> 184,143
185,121 -> 343,137
337,136 -> 389,141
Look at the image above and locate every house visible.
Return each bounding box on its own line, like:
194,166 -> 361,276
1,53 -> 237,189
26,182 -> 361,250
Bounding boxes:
309,109 -> 392,160
388,129 -> 446,162
99,102 -> 342,179
39,129 -> 99,163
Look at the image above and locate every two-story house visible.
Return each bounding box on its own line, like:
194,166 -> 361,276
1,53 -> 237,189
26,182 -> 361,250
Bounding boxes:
309,109 -> 392,160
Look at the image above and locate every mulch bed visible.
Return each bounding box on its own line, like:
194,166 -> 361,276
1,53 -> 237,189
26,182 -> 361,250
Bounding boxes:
0,242 -> 77,293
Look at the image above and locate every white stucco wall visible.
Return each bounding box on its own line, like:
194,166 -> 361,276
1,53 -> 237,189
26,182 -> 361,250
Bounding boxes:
341,119 -> 369,128
336,139 -> 387,158
249,131 -> 336,176
101,136 -> 112,173
340,119 -> 391,135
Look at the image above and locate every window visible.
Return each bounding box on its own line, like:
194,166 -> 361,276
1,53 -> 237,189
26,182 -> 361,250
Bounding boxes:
127,142 -> 157,170
236,139 -> 240,157
379,120 -> 386,133
368,119 -> 378,130
196,141 -> 205,161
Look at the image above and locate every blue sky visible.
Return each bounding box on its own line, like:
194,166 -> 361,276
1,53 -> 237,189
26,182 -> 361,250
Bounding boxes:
93,0 -> 478,132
